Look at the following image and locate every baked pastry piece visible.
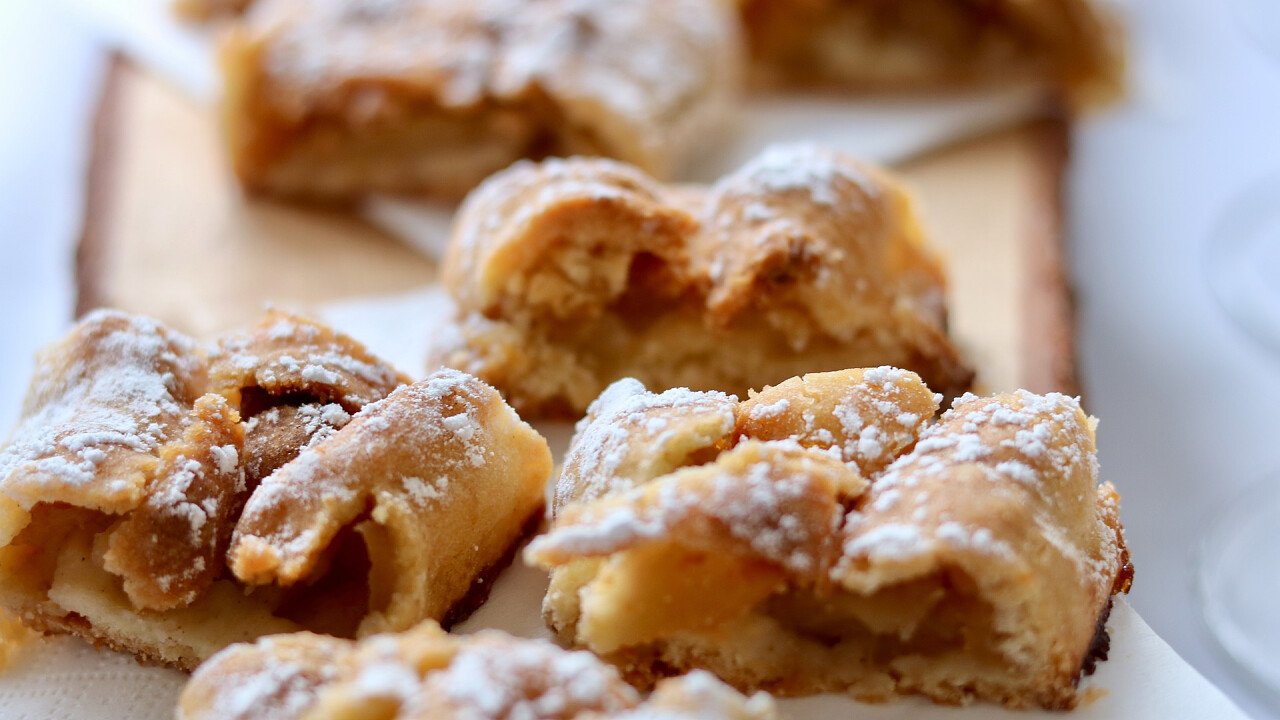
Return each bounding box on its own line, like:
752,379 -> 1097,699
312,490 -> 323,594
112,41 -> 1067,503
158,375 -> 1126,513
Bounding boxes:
738,0 -> 1124,105
434,144 -> 973,418
0,309 -> 551,669
209,308 -> 411,491
527,368 -> 1133,709
219,0 -> 741,201
175,0 -> 255,22
179,621 -> 779,720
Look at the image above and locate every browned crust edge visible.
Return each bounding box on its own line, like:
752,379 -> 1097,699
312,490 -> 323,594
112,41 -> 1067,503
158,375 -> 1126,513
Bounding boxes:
1078,596 -> 1114,680
439,504 -> 546,630
12,503 -> 547,673
18,605 -> 200,671
75,54 -> 128,319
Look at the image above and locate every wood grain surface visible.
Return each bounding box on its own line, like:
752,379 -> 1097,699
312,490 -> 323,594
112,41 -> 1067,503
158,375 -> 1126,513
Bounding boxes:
78,58 -> 1076,396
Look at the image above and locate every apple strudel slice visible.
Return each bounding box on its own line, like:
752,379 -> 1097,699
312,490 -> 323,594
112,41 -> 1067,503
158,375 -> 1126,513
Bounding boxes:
0,310 -> 551,669
739,0 -> 1124,106
219,0 -> 742,201
179,621 -> 778,720
433,144 -> 973,418
175,0 -> 255,22
527,368 -> 1132,709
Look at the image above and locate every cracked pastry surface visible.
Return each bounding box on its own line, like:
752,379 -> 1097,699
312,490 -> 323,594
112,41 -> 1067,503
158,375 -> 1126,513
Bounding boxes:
527,367 -> 1132,709
739,0 -> 1123,106
219,0 -> 741,201
433,144 -> 973,418
0,309 -> 551,670
179,620 -> 778,720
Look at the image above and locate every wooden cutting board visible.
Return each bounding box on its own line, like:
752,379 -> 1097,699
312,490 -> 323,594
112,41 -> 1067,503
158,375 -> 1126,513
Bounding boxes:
77,57 -> 1077,396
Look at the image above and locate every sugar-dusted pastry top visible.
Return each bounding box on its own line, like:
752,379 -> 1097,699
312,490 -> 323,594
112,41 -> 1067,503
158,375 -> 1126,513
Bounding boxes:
738,0 -> 1123,106
221,0 -> 741,198
528,368 -> 1131,709
211,308 -> 410,412
435,145 -> 973,417
229,368 -> 553,635
0,310 -> 551,670
209,310 -> 413,492
0,310 -> 207,521
179,621 -> 779,720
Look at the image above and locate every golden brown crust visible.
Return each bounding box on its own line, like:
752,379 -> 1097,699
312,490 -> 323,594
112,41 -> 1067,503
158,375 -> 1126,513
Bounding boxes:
178,621 -> 778,720
210,308 -> 410,412
739,0 -> 1124,107
0,311 -> 553,670
220,0 -> 742,201
240,402 -> 344,489
737,367 -> 940,477
527,369 -> 1130,709
102,394 -> 246,611
554,379 -> 738,515
174,0 -> 255,22
0,310 -> 207,520
177,631 -> 352,716
435,147 -> 974,418
230,369 -> 552,635
437,507 -> 544,630
210,308 -> 404,495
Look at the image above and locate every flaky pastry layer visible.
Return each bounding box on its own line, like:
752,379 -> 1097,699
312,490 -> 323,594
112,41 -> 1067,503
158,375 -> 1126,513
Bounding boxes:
0,310 -> 551,670
220,0 -> 741,200
527,368 -> 1132,709
434,145 -> 973,418
179,621 -> 778,720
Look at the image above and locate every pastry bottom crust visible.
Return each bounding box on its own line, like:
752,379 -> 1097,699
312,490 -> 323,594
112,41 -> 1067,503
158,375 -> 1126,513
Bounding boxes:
544,561 -> 1111,709
0,502 -> 545,672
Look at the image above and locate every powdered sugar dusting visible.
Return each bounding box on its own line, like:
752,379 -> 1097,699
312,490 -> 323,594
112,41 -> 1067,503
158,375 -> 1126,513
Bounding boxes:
738,367 -> 936,477
214,311 -> 404,409
842,522 -> 928,561
211,444 -> 239,476
844,390 -> 1100,574
400,475 -> 450,507
875,390 -> 1089,496
415,632 -> 639,717
748,398 -> 790,421
624,670 -> 777,718
352,658 -> 420,702
0,310 -> 203,509
231,369 -> 509,578
204,643 -> 339,719
537,440 -> 843,574
708,143 -> 880,210
190,626 -> 775,719
254,0 -> 737,173
557,379 -> 736,512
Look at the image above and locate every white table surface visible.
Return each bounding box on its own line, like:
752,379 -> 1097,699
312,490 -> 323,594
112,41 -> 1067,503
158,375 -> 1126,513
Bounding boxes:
1,0 -> 1278,717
